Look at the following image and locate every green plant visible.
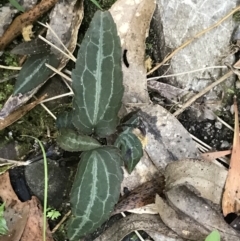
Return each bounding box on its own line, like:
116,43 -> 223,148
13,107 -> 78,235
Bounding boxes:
46,208 -> 61,220
0,202 -> 8,236
56,10 -> 143,240
205,230 -> 221,241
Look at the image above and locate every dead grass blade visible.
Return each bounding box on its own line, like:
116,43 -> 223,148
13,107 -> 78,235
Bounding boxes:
222,96 -> 240,216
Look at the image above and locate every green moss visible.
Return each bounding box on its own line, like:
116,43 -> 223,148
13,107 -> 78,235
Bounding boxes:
3,52 -> 18,66
233,11 -> 240,23
0,52 -> 19,108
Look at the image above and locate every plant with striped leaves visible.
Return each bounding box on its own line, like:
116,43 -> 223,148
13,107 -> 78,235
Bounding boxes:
56,10 -> 143,240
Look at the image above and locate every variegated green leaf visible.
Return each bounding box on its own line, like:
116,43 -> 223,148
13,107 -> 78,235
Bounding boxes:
14,53 -> 59,95
67,146 -> 123,240
72,11 -> 123,137
56,111 -> 75,130
57,129 -> 101,152
114,129 -> 143,173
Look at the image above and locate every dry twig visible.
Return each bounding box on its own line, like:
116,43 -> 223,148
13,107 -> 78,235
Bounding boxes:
0,0 -> 58,51
173,71 -> 233,116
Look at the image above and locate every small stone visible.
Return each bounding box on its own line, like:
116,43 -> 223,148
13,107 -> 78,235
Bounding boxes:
214,121 -> 222,129
25,158 -> 70,207
220,141 -> 230,149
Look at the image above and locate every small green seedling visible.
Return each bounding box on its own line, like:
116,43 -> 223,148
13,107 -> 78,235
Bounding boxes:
46,208 -> 61,220
0,203 -> 8,236
205,230 -> 221,241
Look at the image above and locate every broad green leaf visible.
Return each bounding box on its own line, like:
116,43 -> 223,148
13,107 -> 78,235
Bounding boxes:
67,146 -> 123,240
57,129 -> 101,152
14,53 -> 59,95
114,129 -> 143,173
56,111 -> 75,130
72,11 -> 123,137
205,230 -> 221,241
0,203 -> 8,235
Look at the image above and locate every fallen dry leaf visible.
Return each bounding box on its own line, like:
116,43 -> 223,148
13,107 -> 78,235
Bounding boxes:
0,94 -> 47,130
121,104 -> 200,193
165,159 -> 227,206
165,185 -> 239,240
155,194 -> 209,240
201,150 -> 231,162
94,214 -> 179,241
222,97 -> 240,216
110,0 -> 155,104
113,178 -> 164,215
0,0 -> 58,51
0,172 -> 54,241
0,172 -> 29,241
21,196 -> 53,241
0,0 -> 83,119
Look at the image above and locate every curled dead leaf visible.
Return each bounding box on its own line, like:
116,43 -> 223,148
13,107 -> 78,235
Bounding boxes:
222,97 -> 240,216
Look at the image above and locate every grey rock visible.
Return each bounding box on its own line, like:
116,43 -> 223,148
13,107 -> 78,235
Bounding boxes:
215,121 -> 222,129
220,140 -> 230,149
152,0 -> 236,113
25,158 -> 70,207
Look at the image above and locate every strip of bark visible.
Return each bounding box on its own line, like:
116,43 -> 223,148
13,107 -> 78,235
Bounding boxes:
0,0 -> 58,51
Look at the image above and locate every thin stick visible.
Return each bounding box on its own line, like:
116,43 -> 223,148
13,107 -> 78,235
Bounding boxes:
38,21 -> 76,62
0,65 -> 21,70
190,134 -> 228,165
147,5 -> 240,75
147,66 -> 227,80
216,116 -> 234,131
41,92 -> 73,103
38,35 -> 75,62
0,158 -> 30,166
173,71 -> 233,116
33,96 -> 56,120
45,63 -> 72,82
51,210 -> 71,233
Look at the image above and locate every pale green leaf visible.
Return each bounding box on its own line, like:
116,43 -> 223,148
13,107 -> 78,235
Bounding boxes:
205,230 -> 221,241
89,0 -> 102,10
14,53 -> 59,94
9,0 -> 25,12
67,146 -> 123,240
46,208 -> 61,220
57,128 -> 101,152
114,129 -> 143,173
0,203 -> 8,235
72,11 -> 123,137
